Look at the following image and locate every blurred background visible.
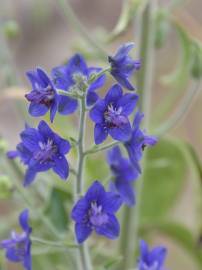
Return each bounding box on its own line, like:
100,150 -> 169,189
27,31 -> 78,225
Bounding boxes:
0,0 -> 202,269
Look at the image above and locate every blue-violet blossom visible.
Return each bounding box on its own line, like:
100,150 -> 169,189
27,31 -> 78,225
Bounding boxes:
52,53 -> 106,107
108,42 -> 141,90
25,68 -> 60,123
124,111 -> 157,173
90,84 -> 139,144
71,181 -> 122,244
107,146 -> 138,206
138,240 -> 167,270
0,209 -> 32,270
7,120 -> 71,187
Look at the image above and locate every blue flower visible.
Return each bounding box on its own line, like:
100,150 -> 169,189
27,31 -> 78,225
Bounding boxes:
25,68 -> 59,123
107,146 -> 139,206
71,181 -> 122,244
52,53 -> 106,107
124,111 -> 157,173
7,121 -> 71,187
138,240 -> 167,270
90,84 -> 139,144
0,209 -> 32,270
108,43 -> 141,90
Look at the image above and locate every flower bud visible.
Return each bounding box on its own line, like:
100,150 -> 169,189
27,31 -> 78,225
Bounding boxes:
3,20 -> 20,39
0,138 -> 8,154
0,175 -> 13,199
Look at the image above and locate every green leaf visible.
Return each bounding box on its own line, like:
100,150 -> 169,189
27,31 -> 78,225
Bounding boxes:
142,221 -> 202,268
45,187 -> 72,232
104,256 -> 123,269
162,24 -> 191,89
140,138 -> 187,222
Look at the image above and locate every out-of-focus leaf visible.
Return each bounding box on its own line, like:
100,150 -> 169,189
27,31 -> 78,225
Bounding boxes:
190,40 -> 202,79
162,24 -> 191,89
104,256 -> 123,269
140,138 -> 187,222
45,187 -> 72,232
154,9 -> 170,49
85,155 -> 109,184
184,143 -> 202,182
108,0 -> 148,42
0,175 -> 13,199
142,222 -> 202,268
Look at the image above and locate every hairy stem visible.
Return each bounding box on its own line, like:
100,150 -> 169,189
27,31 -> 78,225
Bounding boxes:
75,97 -> 93,270
84,141 -> 120,156
119,1 -> 156,269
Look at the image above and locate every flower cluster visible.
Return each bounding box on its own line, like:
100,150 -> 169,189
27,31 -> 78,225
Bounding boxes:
2,43 -> 168,270
0,209 -> 32,270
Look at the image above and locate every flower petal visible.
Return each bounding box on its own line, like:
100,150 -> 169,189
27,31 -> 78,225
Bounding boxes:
66,54 -> 88,75
75,223 -> 92,244
19,209 -> 30,232
105,84 -> 123,104
114,42 -> 135,60
37,120 -> 53,139
94,124 -> 108,145
107,146 -> 122,164
102,192 -> 122,213
20,128 -> 41,152
85,181 -> 106,204
23,168 -> 37,187
89,100 -> 106,123
50,99 -> 58,123
71,198 -> 89,223
115,179 -> 135,206
86,91 -> 99,106
109,121 -> 131,142
111,73 -> 135,91
28,103 -> 49,117
117,93 -> 139,116
52,155 -> 69,180
6,247 -> 21,262
58,96 -> 78,115
95,214 -> 120,239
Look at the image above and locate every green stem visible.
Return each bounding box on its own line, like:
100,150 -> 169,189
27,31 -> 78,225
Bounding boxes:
84,141 -> 120,156
88,67 -> 111,83
119,2 -> 156,269
155,80 -> 201,136
57,0 -> 107,59
31,236 -> 78,249
75,97 -> 93,270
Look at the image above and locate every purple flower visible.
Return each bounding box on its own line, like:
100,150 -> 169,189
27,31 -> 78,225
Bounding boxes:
25,68 -> 59,123
0,209 -> 32,270
7,121 -> 71,187
89,84 -> 139,144
108,43 -> 141,90
138,240 -> 167,270
71,181 -> 122,244
107,146 -> 139,206
52,53 -> 106,107
124,111 -> 157,173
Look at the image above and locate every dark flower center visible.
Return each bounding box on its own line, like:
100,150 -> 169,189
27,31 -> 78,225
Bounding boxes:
104,104 -> 127,128
88,202 -> 108,227
9,231 -> 27,260
26,85 -> 55,107
34,139 -> 57,163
